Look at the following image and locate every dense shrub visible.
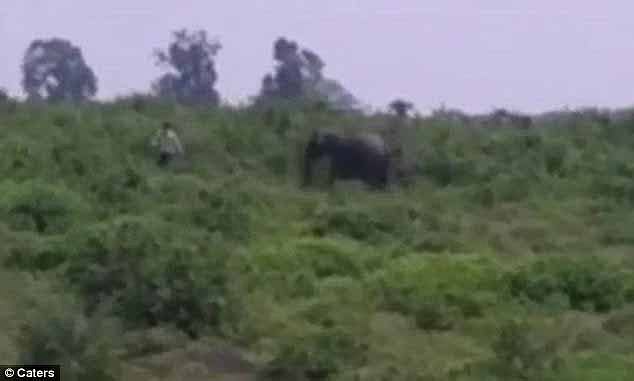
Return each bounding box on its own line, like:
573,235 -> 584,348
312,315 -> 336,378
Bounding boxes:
264,150 -> 289,176
368,255 -> 500,330
193,185 -> 253,240
155,176 -> 254,241
422,150 -> 477,186
261,278 -> 371,380
89,164 -> 147,206
602,307 -> 634,337
3,234 -> 67,271
63,216 -> 229,335
506,257 -> 627,312
17,286 -> 121,381
4,102 -> 634,379
0,180 -> 87,234
489,319 -> 564,381
543,140 -> 570,176
265,327 -> 359,380
309,201 -> 423,247
592,175 -> 634,205
312,204 -> 395,242
234,238 -> 371,303
307,194 -> 467,254
0,138 -> 48,179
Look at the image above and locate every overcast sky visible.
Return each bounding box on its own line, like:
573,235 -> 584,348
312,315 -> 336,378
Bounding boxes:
1,1 -> 634,113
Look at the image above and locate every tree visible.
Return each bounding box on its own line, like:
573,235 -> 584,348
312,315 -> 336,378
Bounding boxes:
389,99 -> 414,118
21,38 -> 97,102
310,78 -> 360,112
0,88 -> 8,102
257,37 -> 361,111
152,29 -> 222,106
272,37 -> 303,99
260,74 -> 278,99
300,49 -> 325,84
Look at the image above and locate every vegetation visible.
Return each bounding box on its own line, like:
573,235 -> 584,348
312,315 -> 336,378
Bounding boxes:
1,100 -> 634,381
256,37 -> 362,111
152,29 -> 222,106
21,38 -> 98,103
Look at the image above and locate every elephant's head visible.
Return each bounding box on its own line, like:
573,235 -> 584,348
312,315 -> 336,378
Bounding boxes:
302,130 -> 339,186
302,130 -> 392,189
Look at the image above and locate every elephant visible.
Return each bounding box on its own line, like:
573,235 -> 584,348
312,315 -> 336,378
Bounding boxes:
302,130 -> 391,189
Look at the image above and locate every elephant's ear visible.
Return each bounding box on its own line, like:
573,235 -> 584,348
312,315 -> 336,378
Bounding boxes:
312,129 -> 326,144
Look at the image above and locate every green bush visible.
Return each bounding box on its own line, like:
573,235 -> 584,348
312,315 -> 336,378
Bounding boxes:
369,255 -> 500,330
17,286 -> 121,381
3,234 -> 67,271
235,238 -> 369,302
155,176 -> 254,241
312,204 -> 393,242
592,175 -> 634,205
490,172 -> 533,203
309,200 -> 421,247
0,137 -> 46,179
193,185 -> 253,241
506,257 -> 627,312
264,150 -> 289,176
544,140 -> 569,176
422,150 -> 477,186
64,216 -> 228,335
602,307 -> 634,337
0,180 -> 87,234
290,239 -> 364,279
412,296 -> 459,331
89,164 -> 147,206
489,319 -> 564,381
266,326 -> 359,380
6,100 -> 634,379
262,278 -> 371,380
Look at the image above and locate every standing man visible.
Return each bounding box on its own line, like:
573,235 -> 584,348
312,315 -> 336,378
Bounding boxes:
150,121 -> 185,167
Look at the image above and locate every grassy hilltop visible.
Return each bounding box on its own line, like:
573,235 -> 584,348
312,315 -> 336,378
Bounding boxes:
0,100 -> 634,380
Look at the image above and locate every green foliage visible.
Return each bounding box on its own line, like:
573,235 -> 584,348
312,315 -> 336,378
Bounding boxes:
0,180 -> 87,234
64,216 -> 228,335
89,164 -> 147,206
0,137 -> 47,180
369,255 -> 500,330
192,184 -> 253,240
311,204 -> 397,242
266,323 -> 361,380
488,319 -> 564,381
152,29 -> 221,105
2,103 -> 634,379
3,234 -> 67,271
232,238 -> 368,305
544,139 -> 570,176
506,256 -> 628,312
156,176 -> 254,241
258,278 -> 372,380
602,307 -> 634,337
22,38 -> 98,102
308,197 -> 467,252
17,285 -> 121,381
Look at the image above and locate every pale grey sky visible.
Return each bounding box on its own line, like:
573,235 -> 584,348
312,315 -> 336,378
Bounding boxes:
1,1 -> 634,113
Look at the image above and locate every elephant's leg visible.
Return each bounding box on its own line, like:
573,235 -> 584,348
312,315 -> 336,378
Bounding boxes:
328,164 -> 337,186
378,172 -> 388,189
375,159 -> 390,189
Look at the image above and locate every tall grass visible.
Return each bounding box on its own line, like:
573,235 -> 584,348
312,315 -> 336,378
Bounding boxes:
0,100 -> 633,379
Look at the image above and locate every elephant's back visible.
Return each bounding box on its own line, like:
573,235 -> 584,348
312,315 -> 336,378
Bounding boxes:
356,133 -> 389,156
